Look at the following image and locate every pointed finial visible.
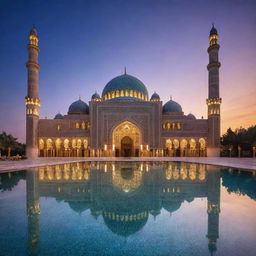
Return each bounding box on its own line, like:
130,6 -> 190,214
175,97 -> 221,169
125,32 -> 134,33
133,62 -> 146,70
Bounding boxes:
170,95 -> 172,100
212,22 -> 214,28
79,95 -> 81,100
124,66 -> 127,75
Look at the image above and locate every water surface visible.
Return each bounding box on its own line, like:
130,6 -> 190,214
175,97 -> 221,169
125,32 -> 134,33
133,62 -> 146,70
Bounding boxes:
0,162 -> 255,256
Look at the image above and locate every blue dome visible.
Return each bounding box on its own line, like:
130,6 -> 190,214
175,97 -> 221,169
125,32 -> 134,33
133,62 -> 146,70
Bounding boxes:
163,100 -> 183,113
54,113 -> 64,119
150,92 -> 160,101
102,74 -> 148,100
68,99 -> 89,114
91,92 -> 101,100
187,113 -> 196,119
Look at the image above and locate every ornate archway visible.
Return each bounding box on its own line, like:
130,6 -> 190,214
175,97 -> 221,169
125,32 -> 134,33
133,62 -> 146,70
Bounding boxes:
121,136 -> 133,157
112,121 -> 142,157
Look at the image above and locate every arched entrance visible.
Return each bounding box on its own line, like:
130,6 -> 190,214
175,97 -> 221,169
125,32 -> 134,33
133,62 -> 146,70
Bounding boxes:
112,121 -> 142,157
121,136 -> 133,157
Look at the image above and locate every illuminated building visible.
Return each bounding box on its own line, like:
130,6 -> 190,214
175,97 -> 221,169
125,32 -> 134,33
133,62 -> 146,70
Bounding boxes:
25,25 -> 221,158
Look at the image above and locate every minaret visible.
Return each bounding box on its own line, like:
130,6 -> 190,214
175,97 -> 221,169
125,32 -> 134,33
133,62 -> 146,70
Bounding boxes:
206,25 -> 221,157
25,28 -> 40,158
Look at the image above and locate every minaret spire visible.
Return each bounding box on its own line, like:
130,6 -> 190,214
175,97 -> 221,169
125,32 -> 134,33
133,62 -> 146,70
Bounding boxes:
206,25 -> 221,156
25,27 -> 40,158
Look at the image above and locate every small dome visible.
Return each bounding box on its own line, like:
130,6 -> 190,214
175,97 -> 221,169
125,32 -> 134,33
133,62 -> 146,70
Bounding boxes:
68,99 -> 89,114
91,92 -> 101,100
150,92 -> 160,101
54,113 -> 64,119
68,201 -> 90,214
102,73 -> 148,101
187,113 -> 196,119
103,211 -> 148,236
210,25 -> 218,36
162,200 -> 182,213
163,99 -> 183,113
30,28 -> 38,36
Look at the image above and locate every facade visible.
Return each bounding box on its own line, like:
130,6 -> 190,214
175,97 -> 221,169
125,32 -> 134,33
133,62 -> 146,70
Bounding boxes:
25,26 -> 221,158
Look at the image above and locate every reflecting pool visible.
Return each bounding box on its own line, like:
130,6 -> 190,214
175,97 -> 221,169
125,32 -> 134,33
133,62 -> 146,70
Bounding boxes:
0,162 -> 255,256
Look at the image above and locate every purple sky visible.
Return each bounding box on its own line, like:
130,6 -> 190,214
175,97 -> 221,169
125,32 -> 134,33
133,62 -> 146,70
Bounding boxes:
0,0 -> 255,142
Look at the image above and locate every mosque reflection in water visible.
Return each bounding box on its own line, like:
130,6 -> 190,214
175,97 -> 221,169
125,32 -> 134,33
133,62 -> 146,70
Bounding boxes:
27,161 -> 220,255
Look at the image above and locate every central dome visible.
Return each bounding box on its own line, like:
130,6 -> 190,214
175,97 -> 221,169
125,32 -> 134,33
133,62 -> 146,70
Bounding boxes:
102,73 -> 148,101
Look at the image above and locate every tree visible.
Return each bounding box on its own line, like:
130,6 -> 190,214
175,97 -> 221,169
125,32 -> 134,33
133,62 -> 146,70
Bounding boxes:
0,132 -> 25,157
221,125 -> 256,157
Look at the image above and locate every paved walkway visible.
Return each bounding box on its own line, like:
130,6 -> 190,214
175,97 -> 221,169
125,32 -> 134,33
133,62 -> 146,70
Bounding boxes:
0,157 -> 256,173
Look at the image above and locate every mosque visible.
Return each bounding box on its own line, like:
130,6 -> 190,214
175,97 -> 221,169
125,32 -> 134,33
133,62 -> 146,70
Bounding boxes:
25,26 -> 221,158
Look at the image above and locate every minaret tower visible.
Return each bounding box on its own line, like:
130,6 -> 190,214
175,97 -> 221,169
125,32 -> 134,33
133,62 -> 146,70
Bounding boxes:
207,25 -> 221,157
25,28 -> 40,158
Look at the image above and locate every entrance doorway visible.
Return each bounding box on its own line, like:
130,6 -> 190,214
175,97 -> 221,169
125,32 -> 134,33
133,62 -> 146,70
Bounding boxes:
121,136 -> 133,157
112,121 -> 142,157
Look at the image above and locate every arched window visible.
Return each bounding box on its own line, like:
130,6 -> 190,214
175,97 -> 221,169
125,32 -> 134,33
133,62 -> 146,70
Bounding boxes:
199,138 -> 206,149
64,139 -> 69,150
81,122 -> 85,129
166,139 -> 172,149
77,139 -> 82,149
72,139 -> 76,149
55,139 -> 61,150
39,139 -> 44,150
180,139 -> 187,149
75,122 -> 80,129
173,139 -> 179,149
83,139 -> 88,149
190,139 -> 196,149
46,138 -> 53,150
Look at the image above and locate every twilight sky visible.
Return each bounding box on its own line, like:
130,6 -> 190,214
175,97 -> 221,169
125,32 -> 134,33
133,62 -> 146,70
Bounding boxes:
0,0 -> 255,142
